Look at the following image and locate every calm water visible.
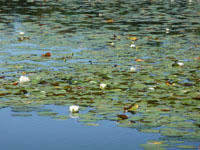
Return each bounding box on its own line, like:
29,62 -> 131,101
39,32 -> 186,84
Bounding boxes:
0,0 -> 200,150
0,106 -> 161,150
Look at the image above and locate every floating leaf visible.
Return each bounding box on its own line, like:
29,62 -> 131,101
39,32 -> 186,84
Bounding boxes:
64,85 -> 73,92
18,37 -> 31,41
107,19 -> 114,23
11,113 -> 32,117
123,104 -> 139,112
135,58 -> 143,62
194,57 -> 200,60
52,115 -> 68,120
176,145 -> 196,149
140,144 -> 168,150
140,129 -> 159,133
51,82 -> 59,86
117,114 -> 128,120
84,123 -> 99,126
148,141 -> 163,145
37,112 -> 58,116
42,52 -> 51,57
13,81 -> 19,86
128,37 -> 138,41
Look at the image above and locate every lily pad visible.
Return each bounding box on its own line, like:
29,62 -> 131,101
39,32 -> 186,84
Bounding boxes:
11,113 -> 32,117
83,123 -> 99,126
37,112 -> 58,116
176,145 -> 196,149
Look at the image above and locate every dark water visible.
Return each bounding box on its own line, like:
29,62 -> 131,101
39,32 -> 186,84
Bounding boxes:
0,0 -> 200,150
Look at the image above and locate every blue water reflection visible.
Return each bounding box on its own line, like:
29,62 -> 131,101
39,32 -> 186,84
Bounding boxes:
0,107 -> 161,150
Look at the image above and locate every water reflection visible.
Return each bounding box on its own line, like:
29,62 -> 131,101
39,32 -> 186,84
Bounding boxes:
0,107 -> 162,150
69,113 -> 79,119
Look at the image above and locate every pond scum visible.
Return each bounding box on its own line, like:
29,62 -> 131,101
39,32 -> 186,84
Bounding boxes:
0,0 -> 200,149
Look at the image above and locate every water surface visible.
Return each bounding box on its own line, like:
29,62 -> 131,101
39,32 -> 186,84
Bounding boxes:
0,0 -> 200,149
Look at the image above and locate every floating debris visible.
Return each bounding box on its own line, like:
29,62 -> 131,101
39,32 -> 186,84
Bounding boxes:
42,52 -> 51,57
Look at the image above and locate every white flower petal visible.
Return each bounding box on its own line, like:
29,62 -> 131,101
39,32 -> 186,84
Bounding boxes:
69,105 -> 79,113
100,83 -> 107,90
19,32 -> 24,35
130,44 -> 136,48
19,76 -> 30,84
148,87 -> 155,90
177,62 -> 184,66
130,67 -> 136,72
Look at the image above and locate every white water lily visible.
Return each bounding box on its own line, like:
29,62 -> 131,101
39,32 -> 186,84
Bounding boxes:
130,67 -> 136,72
166,28 -> 170,33
19,76 -> 30,84
19,32 -> 24,35
177,62 -> 184,66
110,42 -> 114,46
130,44 -> 136,48
148,87 -> 155,90
69,105 -> 79,113
100,83 -> 107,90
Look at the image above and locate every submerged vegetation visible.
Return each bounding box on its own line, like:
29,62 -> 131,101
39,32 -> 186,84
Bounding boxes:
0,0 -> 200,149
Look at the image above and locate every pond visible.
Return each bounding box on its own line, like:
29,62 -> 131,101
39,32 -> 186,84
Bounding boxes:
0,0 -> 200,149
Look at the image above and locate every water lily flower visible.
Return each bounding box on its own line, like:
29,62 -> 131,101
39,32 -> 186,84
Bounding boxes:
148,87 -> 155,90
177,62 -> 184,66
100,83 -> 107,90
130,67 -> 136,72
19,76 -> 30,84
69,105 -> 79,113
110,42 -> 114,46
19,32 -> 24,36
166,28 -> 170,33
172,61 -> 184,67
130,44 -> 136,48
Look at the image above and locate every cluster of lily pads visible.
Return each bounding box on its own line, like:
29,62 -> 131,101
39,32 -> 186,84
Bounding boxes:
0,0 -> 200,149
0,43 -> 199,149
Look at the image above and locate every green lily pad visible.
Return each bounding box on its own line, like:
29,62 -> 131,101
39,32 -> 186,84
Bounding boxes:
140,144 -> 167,150
37,112 -> 58,116
176,145 -> 196,149
11,113 -> 32,117
52,115 -> 69,120
83,123 -> 99,126
139,128 -> 160,133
